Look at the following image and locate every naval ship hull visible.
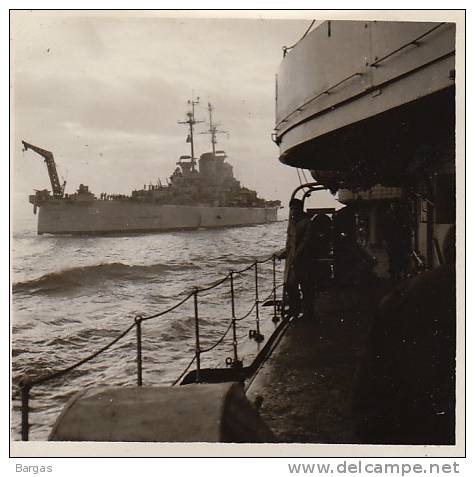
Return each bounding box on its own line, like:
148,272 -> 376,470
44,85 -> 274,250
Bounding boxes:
36,201 -> 279,235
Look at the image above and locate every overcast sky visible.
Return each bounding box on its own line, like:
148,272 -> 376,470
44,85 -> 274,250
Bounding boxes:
11,11 -> 341,221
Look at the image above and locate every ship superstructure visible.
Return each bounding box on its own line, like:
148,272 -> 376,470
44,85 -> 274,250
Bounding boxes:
24,100 -> 280,235
274,20 -> 455,269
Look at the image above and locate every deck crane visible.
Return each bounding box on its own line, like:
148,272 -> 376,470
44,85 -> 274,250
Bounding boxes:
22,141 -> 66,198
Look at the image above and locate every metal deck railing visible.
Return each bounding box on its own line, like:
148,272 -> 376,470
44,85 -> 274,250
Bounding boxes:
16,253 -> 285,441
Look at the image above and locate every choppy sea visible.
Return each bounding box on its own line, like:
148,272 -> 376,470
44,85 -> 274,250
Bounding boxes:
11,214 -> 287,440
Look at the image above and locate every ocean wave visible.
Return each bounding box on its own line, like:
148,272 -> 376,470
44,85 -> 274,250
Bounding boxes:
12,262 -> 201,295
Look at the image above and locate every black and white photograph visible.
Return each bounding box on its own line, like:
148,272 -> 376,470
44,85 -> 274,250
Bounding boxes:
9,10 -> 464,459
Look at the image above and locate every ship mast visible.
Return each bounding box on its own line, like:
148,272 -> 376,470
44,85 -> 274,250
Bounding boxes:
201,102 -> 227,156
178,97 -> 203,169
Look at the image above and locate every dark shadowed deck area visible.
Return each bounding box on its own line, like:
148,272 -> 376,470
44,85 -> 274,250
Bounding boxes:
246,280 -> 391,443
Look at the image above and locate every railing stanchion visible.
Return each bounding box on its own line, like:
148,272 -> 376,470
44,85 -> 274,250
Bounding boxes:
16,252 -> 284,438
229,271 -> 242,367
272,254 -> 280,322
135,316 -> 143,386
193,288 -> 201,382
19,377 -> 31,441
254,262 -> 264,342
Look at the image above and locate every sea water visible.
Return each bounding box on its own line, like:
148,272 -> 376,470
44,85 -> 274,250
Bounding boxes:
11,214 -> 287,440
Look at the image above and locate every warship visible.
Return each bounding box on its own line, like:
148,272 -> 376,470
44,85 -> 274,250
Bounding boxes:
23,100 -> 280,235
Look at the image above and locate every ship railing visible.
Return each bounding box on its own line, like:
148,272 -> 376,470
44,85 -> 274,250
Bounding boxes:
17,253 -> 285,441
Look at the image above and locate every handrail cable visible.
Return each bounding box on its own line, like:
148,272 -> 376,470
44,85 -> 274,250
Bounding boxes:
233,255 -> 274,275
18,251 -> 284,440
235,301 -> 258,322
234,283 -> 283,323
369,22 -> 445,68
171,355 -> 196,386
256,255 -> 275,265
200,321 -> 233,354
21,322 -> 137,389
171,284 -> 282,385
275,23 -> 447,132
283,19 -> 316,56
260,284 -> 284,307
22,259 -> 278,387
193,273 -> 230,293
233,263 -> 255,275
140,291 -> 194,323
275,70 -> 363,130
174,283 -> 284,382
258,282 -> 282,303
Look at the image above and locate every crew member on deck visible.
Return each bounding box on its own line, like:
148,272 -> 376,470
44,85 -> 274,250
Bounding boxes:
306,213 -> 333,292
283,198 -> 313,319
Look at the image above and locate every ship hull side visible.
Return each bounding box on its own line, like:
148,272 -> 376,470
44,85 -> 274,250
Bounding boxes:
36,202 -> 279,235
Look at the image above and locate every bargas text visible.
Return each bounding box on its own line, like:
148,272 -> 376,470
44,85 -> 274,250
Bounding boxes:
16,465 -> 53,474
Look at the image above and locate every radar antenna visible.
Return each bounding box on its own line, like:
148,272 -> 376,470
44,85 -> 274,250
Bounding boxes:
178,96 -> 204,170
200,102 -> 228,156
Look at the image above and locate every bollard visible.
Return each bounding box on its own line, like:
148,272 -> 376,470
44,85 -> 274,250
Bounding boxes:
193,289 -> 201,382
254,262 -> 264,342
19,377 -> 31,441
135,316 -> 143,387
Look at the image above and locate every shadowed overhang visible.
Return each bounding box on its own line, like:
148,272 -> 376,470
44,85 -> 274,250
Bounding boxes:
274,20 -> 456,190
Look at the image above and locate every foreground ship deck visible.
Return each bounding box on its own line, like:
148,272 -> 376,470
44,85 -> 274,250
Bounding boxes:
246,277 -> 392,444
